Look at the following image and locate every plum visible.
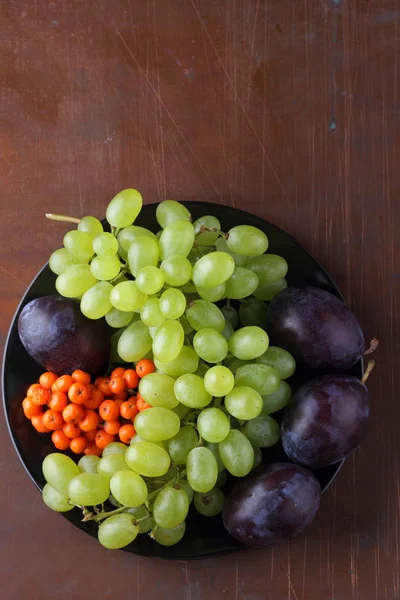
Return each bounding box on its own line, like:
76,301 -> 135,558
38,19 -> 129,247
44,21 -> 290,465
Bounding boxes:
281,369 -> 371,469
223,462 -> 321,547
18,295 -> 110,375
266,286 -> 365,372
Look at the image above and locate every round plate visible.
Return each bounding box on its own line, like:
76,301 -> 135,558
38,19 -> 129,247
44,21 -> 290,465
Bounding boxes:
2,202 -> 362,560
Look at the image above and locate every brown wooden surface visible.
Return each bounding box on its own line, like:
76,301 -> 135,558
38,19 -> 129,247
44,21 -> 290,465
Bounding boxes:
1,1 -> 399,598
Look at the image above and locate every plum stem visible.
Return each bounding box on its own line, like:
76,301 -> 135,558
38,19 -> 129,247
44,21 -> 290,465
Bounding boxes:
361,359 -> 375,384
363,338 -> 379,356
45,213 -> 81,223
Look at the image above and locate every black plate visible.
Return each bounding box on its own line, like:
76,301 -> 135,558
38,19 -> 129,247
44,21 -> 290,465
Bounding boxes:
2,202 -> 362,560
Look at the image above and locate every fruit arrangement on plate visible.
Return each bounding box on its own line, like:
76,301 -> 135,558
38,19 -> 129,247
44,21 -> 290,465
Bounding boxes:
4,190 -> 377,557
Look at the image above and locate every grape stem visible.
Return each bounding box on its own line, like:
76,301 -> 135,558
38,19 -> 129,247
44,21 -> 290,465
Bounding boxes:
82,505 -> 126,522
361,359 -> 375,385
45,213 -> 81,224
363,338 -> 379,356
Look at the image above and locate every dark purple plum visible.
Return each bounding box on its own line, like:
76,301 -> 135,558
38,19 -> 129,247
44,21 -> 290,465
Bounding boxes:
281,373 -> 370,469
266,286 -> 365,372
223,463 -> 321,547
18,295 -> 110,375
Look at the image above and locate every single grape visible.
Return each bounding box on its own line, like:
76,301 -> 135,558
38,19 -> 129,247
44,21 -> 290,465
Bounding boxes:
117,225 -> 158,259
152,521 -> 186,546
138,373 -> 179,409
140,297 -> 165,328
105,307 -> 135,328
56,265 -> 97,298
78,216 -> 103,237
178,480 -> 194,504
125,441 -> 170,476
134,407 -> 180,442
235,363 -> 281,396
90,254 -> 121,281
136,266 -> 164,295
239,297 -> 268,327
192,251 -> 235,287
225,267 -> 259,299
160,255 -> 192,286
98,513 -> 139,549
224,386 -> 263,420
110,281 -> 147,312
42,453 -> 80,495
262,381 -> 292,413
128,237 -> 159,277
160,289 -> 186,319
97,454 -> 127,481
64,230 -> 95,261
110,470 -> 148,507
227,359 -> 252,373
118,321 -> 152,362
228,326 -> 269,360
197,408 -> 230,443
154,346 -> 199,377
80,281 -> 113,319
256,346 -> 296,379
222,320 -> 234,341
124,505 -> 154,533
159,220 -> 195,259
187,447 -> 218,493
226,225 -> 268,257
152,319 -> 184,362
102,442 -> 128,456
194,488 -> 225,517
218,430 -> 254,477
106,189 -> 142,228
68,473 -> 110,506
42,483 -> 73,512
174,374 -> 212,409
193,215 -> 221,245
252,445 -> 263,470
242,414 -> 280,447
165,426 -> 199,464
221,305 -> 239,329
93,232 -> 118,256
253,278 -> 288,301
196,283 -> 226,302
186,299 -> 225,332
49,248 -> 81,275
78,454 -> 101,474
214,237 -> 248,266
204,365 -> 235,397
246,253 -> 288,284
130,435 -> 164,449
156,200 -> 191,228
193,329 -> 228,363
153,486 -> 189,529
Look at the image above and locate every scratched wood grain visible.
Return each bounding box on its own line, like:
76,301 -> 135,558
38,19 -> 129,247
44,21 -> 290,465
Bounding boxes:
1,0 -> 399,598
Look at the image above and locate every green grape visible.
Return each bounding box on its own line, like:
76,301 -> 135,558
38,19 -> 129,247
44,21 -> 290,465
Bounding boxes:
110,281 -> 148,312
102,442 -> 128,456
90,254 -> 121,281
125,441 -> 170,476
239,297 -> 268,327
49,248 -> 81,275
134,407 -> 180,442
172,403 -> 190,420
63,230 -> 95,261
98,513 -> 138,549
179,316 -> 193,336
106,189 -> 142,228
214,237 -> 248,266
187,447 -> 218,493
117,321 -> 152,362
42,483 -> 73,512
140,298 -> 165,328
186,300 -> 225,332
42,453 -> 80,495
156,200 -> 191,228
160,289 -> 186,319
262,381 -> 292,413
246,253 -> 288,284
117,225 -> 158,259
222,320 -> 234,341
256,346 -> 296,379
197,408 -> 230,443
105,307 -> 135,328
159,220 -> 195,259
77,216 -> 103,237
193,215 -> 221,245
68,473 -> 110,505
196,283 -> 226,302
194,488 -> 225,517
110,328 -> 128,364
153,319 -> 184,362
195,361 -> 210,378
227,359 -> 252,373
152,521 -> 186,546
204,365 -> 235,397
252,445 -> 263,469
193,329 -> 228,363
226,225 -> 268,257
228,326 -> 269,360
242,414 -> 280,447
221,305 -> 239,329
204,442 -> 225,473
136,266 -> 164,295
225,267 -> 259,299
153,486 -> 189,529
218,430 -> 254,477
253,278 -> 288,301
216,469 -> 228,487
224,386 -> 263,420
78,454 -> 101,474
56,265 -> 97,298
178,480 -> 194,504
154,346 -> 199,377
165,426 -> 198,464
93,232 -> 118,256
130,435 -> 165,449
110,470 -> 148,507
128,237 -> 159,277
192,251 -> 235,287
80,281 -> 113,319
138,373 -> 179,409
124,505 -> 154,533
174,374 -> 212,409
235,363 -> 280,396
97,454 -> 127,481
160,256 -> 192,287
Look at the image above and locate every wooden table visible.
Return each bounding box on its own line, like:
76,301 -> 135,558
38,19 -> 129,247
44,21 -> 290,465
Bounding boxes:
1,1 -> 399,598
